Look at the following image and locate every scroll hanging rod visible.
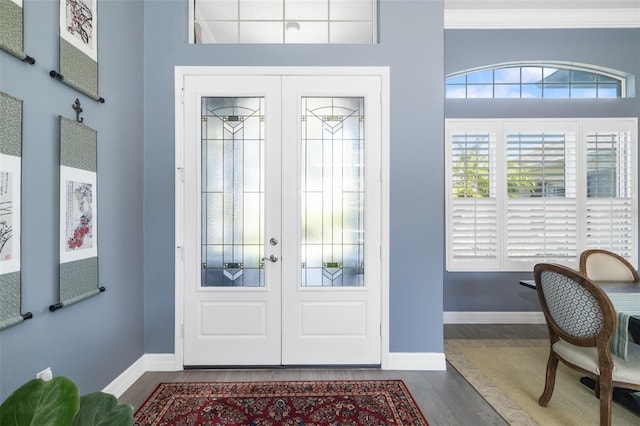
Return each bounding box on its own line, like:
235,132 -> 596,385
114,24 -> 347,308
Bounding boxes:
49,287 -> 106,312
49,71 -> 105,103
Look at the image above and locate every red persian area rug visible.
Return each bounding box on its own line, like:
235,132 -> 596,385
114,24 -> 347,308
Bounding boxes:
134,380 -> 429,426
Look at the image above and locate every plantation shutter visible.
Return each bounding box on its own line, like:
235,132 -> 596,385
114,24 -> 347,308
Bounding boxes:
446,118 -> 637,271
504,130 -> 578,266
584,128 -> 634,258
448,131 -> 498,269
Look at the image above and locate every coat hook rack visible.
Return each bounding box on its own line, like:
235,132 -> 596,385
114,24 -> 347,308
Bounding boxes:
72,98 -> 84,123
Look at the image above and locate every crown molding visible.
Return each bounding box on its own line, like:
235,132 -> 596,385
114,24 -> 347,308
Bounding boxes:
445,8 -> 640,29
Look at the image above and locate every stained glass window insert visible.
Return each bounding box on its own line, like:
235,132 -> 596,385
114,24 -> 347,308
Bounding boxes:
201,97 -> 265,287
300,97 -> 365,287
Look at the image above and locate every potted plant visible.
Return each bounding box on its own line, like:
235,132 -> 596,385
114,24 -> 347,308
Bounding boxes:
0,376 -> 133,425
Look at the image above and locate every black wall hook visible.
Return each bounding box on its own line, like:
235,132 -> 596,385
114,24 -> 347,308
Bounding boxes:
72,98 -> 84,123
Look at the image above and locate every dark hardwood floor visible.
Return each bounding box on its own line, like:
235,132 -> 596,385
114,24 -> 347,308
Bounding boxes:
444,323 -> 548,340
119,324 -> 549,425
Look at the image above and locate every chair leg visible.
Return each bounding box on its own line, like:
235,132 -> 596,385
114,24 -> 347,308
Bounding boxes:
598,377 -> 613,426
538,351 -> 558,407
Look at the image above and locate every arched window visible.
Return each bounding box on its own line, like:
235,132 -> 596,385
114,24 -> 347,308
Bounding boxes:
446,62 -> 631,99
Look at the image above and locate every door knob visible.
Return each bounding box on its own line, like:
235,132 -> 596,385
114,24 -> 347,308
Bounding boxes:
261,254 -> 278,263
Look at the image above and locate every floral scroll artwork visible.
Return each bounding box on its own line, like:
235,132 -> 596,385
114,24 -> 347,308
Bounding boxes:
59,166 -> 97,263
0,91 -> 31,330
0,164 -> 20,294
63,0 -> 95,59
53,117 -> 102,312
0,172 -> 15,261
65,181 -> 93,251
52,0 -> 104,102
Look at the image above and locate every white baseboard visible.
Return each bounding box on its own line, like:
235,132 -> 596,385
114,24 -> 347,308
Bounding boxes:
103,313 -> 542,397
145,353 -> 179,372
104,349 -> 449,397
386,352 -> 446,371
444,311 -> 545,324
103,353 -> 178,398
102,356 -> 146,398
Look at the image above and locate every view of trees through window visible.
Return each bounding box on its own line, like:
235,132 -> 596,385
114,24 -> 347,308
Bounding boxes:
446,119 -> 636,271
452,133 -> 622,200
451,133 -> 563,199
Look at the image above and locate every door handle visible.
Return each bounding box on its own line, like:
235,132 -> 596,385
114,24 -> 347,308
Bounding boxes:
262,254 -> 278,263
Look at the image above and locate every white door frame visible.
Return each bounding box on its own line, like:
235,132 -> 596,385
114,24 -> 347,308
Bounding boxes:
174,66 -> 390,370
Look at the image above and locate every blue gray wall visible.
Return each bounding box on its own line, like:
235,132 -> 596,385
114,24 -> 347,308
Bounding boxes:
142,0 -> 445,355
6,0 -> 635,401
0,0 -> 144,398
444,29 -> 640,312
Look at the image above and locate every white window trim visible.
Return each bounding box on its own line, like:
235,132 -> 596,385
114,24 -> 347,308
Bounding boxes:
446,117 -> 638,272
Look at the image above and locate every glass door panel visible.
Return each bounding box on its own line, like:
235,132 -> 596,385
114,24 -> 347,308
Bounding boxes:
201,97 -> 265,287
300,97 -> 364,287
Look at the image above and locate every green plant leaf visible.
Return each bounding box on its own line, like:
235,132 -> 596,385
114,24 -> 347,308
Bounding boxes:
72,392 -> 133,426
0,377 -> 80,426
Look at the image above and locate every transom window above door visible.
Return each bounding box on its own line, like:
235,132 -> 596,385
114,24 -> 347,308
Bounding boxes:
191,0 -> 377,44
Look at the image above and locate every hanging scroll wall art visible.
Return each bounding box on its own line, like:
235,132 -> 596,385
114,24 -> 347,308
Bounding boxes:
50,0 -> 104,103
0,0 -> 35,64
51,101 -> 104,312
0,92 -> 32,329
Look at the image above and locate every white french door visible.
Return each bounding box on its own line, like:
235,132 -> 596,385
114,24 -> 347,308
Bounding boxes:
178,70 -> 385,367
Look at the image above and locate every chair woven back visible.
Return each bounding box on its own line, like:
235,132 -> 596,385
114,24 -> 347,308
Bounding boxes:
534,263 -> 615,345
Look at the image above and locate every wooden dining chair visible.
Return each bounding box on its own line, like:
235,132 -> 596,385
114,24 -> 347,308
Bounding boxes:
534,263 -> 640,426
579,249 -> 639,282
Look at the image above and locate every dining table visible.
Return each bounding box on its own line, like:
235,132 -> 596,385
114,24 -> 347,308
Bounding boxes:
520,278 -> 640,415
520,279 -> 640,348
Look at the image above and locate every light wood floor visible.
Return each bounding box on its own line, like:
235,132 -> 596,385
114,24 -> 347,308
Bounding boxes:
119,324 -> 549,425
